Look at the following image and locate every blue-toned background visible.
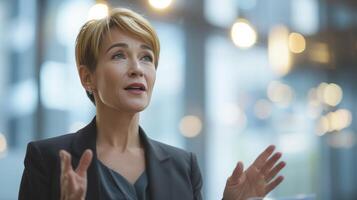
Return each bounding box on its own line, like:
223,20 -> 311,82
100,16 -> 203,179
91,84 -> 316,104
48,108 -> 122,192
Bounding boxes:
0,0 -> 356,199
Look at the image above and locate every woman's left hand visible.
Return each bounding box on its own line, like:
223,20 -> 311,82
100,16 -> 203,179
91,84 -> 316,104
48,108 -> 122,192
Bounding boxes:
223,145 -> 286,200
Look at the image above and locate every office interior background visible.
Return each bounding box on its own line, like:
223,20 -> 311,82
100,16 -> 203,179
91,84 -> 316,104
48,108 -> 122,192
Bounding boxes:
0,0 -> 357,199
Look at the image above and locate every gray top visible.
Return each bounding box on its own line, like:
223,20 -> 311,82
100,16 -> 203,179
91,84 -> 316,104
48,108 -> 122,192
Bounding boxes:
97,160 -> 149,200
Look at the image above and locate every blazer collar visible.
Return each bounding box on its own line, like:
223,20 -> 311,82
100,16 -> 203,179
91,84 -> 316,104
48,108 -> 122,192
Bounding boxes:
71,116 -> 173,200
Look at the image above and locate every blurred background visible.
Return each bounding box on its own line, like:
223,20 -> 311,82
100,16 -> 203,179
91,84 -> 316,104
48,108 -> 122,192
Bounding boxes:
0,0 -> 356,199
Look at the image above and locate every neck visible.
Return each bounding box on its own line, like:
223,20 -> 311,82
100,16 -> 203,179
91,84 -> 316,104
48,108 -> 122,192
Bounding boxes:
95,103 -> 141,151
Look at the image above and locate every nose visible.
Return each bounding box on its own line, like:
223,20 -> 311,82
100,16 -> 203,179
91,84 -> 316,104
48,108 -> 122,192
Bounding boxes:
128,58 -> 144,77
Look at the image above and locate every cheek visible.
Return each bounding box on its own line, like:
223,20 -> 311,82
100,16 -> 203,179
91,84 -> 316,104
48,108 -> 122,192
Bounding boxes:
147,70 -> 156,89
97,66 -> 124,91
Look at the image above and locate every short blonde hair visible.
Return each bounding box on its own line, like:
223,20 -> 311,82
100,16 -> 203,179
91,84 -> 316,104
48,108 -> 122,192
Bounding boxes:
75,7 -> 160,104
75,7 -> 160,71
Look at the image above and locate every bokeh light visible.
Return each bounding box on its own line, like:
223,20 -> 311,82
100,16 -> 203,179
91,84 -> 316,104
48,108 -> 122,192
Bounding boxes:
231,19 -> 257,48
323,83 -> 343,107
267,81 -> 294,107
149,0 -> 173,10
328,109 -> 352,131
88,3 -> 108,20
317,109 -> 352,134
288,32 -> 306,53
268,25 -> 291,76
316,116 -> 329,136
316,82 -> 328,102
179,115 -> 202,138
218,103 -> 247,129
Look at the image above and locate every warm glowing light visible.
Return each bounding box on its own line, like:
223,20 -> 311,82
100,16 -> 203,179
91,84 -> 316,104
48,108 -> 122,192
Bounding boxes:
324,109 -> 352,132
288,32 -> 306,53
316,82 -> 328,102
267,81 -> 294,107
179,115 -> 202,138
231,19 -> 257,48
336,109 -> 352,130
316,116 -> 329,136
254,99 -> 272,119
268,26 -> 291,76
88,3 -> 108,20
327,112 -> 340,132
149,0 -> 173,9
0,133 -> 7,153
329,109 -> 352,131
323,83 -> 343,107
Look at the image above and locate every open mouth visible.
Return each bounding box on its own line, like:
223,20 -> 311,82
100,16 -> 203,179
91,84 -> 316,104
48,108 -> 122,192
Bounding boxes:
124,83 -> 146,91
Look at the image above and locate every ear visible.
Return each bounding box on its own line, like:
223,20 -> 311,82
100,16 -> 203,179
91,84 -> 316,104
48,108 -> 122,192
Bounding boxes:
78,65 -> 95,92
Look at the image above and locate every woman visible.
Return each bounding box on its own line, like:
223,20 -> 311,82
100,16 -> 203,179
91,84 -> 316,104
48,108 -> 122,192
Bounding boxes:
19,7 -> 285,200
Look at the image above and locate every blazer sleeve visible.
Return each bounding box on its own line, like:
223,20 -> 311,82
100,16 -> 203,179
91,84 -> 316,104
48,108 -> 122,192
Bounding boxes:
190,152 -> 203,200
19,142 -> 51,200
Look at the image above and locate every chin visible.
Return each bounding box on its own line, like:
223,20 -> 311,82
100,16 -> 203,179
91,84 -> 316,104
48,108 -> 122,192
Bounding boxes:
100,98 -> 149,113
124,102 -> 149,113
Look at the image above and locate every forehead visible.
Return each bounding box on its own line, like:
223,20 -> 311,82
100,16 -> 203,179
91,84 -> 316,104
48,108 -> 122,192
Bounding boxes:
100,28 -> 150,51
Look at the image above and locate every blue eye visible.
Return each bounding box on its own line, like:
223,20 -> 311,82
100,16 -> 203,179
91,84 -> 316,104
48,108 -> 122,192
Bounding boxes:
112,53 -> 125,60
141,55 -> 153,62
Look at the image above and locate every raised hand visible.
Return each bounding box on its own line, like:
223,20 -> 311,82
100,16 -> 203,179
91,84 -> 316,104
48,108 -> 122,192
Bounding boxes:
223,145 -> 286,200
59,149 -> 93,200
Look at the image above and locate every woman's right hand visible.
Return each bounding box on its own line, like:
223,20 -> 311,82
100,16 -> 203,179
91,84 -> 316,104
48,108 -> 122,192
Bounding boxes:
59,149 -> 93,200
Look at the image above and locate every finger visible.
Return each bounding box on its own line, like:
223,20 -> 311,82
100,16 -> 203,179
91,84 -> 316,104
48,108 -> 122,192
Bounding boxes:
68,173 -> 77,194
265,161 -> 286,182
229,161 -> 244,185
75,149 -> 93,177
61,174 -> 69,199
68,173 -> 85,199
252,145 -> 275,169
265,175 -> 284,194
261,152 -> 282,175
60,150 -> 73,173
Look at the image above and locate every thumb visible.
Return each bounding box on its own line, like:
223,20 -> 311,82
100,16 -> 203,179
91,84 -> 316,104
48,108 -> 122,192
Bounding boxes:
228,161 -> 244,185
75,149 -> 93,177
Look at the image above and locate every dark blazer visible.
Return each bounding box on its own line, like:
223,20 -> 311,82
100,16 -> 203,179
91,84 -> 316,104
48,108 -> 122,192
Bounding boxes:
19,117 -> 203,200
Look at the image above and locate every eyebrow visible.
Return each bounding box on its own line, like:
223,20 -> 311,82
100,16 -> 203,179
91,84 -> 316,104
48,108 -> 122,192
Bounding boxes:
106,43 -> 153,53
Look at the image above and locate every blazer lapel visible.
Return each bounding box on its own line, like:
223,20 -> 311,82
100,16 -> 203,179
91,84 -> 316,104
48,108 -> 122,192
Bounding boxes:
139,127 -> 173,200
72,117 -> 100,200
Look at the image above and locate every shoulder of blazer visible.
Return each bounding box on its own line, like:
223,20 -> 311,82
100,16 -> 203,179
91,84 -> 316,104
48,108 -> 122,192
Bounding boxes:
27,116 -> 97,162
27,132 -> 77,164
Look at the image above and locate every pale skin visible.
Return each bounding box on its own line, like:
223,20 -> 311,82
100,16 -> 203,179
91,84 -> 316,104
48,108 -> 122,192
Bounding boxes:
59,28 -> 286,200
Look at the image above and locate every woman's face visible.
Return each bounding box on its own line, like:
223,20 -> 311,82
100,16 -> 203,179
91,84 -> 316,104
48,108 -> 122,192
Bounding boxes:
92,28 -> 156,113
